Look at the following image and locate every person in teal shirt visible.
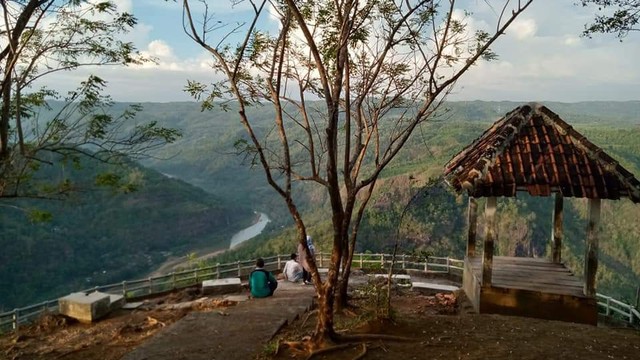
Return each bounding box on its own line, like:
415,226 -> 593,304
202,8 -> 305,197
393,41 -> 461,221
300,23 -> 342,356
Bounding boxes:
249,258 -> 278,298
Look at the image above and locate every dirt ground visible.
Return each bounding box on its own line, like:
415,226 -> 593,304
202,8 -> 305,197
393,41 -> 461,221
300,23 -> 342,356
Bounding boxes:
2,283 -> 639,360
0,289 -> 238,360
270,287 -> 640,360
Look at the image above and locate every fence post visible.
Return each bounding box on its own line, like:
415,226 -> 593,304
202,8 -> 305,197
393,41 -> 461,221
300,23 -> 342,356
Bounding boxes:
359,253 -> 363,268
606,297 -> 611,316
216,263 -> 221,279
277,254 -> 282,270
171,272 -> 176,289
12,309 -> 18,331
425,256 -> 429,272
194,269 -> 198,284
402,254 -> 406,270
122,281 -> 127,296
237,261 -> 242,277
319,252 -> 324,267
380,254 -> 384,268
446,257 -> 451,274
148,278 -> 152,295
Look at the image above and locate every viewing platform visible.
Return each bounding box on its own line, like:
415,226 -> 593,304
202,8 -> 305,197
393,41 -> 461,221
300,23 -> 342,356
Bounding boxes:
464,256 -> 597,325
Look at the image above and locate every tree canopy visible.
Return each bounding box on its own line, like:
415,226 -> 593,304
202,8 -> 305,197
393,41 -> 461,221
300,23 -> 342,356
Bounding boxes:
581,0 -> 640,38
0,0 -> 180,201
182,0 -> 534,348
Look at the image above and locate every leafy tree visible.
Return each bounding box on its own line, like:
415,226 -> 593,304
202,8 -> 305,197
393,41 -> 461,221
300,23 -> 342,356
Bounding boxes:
181,0 -> 533,349
580,0 -> 640,38
0,0 -> 180,200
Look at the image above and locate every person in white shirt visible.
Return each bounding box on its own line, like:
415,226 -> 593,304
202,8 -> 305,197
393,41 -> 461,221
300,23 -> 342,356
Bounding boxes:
282,253 -> 303,282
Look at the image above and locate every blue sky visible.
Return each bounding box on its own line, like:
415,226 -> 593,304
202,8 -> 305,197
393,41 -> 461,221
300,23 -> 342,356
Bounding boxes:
39,0 -> 640,103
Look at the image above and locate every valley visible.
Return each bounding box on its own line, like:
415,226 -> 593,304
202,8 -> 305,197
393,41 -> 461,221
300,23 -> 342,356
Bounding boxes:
1,100 -> 639,310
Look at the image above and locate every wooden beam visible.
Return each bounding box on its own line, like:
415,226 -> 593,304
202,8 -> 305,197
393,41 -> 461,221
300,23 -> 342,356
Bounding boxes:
584,198 -> 601,297
482,197 -> 497,286
467,197 -> 478,257
551,193 -> 564,263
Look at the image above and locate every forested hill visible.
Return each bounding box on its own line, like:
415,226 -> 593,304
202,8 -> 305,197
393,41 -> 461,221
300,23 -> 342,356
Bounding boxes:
2,100 -> 638,310
124,100 -> 639,303
0,157 -> 251,310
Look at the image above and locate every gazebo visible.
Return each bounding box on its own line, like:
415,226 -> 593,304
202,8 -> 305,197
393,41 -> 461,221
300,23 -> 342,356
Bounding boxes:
443,103 -> 640,325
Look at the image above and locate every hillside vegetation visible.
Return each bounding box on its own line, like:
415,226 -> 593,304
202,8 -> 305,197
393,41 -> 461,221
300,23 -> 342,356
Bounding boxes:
135,100 -> 640,303
0,157 -> 250,310
2,100 -> 638,310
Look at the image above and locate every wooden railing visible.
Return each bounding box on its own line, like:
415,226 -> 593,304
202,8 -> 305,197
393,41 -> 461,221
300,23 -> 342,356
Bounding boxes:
0,253 -> 636,333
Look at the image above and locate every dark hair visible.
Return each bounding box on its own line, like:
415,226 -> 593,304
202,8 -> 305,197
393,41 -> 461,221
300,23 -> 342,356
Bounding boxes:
290,253 -> 297,260
256,258 -> 265,267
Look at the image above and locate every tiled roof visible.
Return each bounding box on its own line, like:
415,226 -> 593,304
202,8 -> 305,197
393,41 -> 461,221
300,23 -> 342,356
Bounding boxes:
443,103 -> 640,202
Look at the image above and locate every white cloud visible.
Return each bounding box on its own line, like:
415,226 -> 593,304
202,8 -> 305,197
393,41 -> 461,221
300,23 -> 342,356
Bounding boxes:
564,36 -> 581,46
510,18 -> 537,40
110,0 -> 133,13
146,40 -> 175,59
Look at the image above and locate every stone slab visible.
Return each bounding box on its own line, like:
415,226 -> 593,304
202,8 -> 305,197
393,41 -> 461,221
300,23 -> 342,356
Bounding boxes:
412,282 -> 459,295
202,278 -> 242,296
122,281 -> 317,360
58,292 -> 111,323
224,294 -> 250,302
372,274 -> 411,285
109,294 -> 126,311
122,302 -> 144,310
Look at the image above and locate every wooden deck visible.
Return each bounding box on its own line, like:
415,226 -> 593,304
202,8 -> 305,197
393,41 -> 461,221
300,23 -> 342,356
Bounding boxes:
463,256 -> 598,325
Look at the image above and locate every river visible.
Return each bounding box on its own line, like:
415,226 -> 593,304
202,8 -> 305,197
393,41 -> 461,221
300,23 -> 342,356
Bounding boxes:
229,212 -> 270,249
149,212 -> 270,276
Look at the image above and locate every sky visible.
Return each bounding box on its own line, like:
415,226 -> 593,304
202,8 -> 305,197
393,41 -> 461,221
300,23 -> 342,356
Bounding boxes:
39,0 -> 640,103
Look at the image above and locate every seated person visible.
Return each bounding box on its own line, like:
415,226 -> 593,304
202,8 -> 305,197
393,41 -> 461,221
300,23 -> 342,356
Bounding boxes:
249,258 -> 278,298
282,253 -> 303,282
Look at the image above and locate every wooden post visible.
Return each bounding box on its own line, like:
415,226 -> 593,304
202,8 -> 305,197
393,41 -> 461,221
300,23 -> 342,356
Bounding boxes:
551,193 -> 564,263
584,198 -> 601,297
482,197 -> 497,286
467,197 -> 478,257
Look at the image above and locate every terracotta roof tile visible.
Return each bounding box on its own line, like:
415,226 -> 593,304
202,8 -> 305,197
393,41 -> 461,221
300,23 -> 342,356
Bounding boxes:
443,103 -> 640,203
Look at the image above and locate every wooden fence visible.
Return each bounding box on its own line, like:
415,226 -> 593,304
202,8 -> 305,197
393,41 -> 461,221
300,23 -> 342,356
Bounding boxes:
0,253 -> 637,333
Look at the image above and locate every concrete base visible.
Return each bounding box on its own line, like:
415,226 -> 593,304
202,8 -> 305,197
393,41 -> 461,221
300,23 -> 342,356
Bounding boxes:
202,278 -> 242,296
372,274 -> 412,287
109,294 -> 126,311
412,282 -> 459,295
58,292 -> 111,323
463,256 -> 598,325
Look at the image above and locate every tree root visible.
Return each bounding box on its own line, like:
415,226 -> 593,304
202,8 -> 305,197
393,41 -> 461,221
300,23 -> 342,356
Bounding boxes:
306,342 -> 359,360
337,333 -> 416,342
300,309 -> 318,329
352,343 -> 367,360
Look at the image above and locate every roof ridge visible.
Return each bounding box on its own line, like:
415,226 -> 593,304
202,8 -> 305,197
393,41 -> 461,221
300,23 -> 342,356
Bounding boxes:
443,103 -> 640,202
537,106 -> 640,201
